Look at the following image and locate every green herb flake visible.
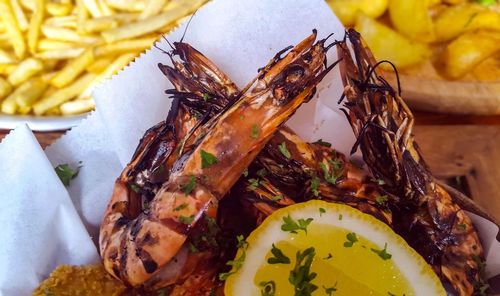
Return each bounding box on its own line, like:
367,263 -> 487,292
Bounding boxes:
338,214 -> 343,221
179,215 -> 195,225
319,160 -> 343,185
343,232 -> 358,248
312,139 -> 332,147
247,178 -> 260,191
323,283 -> 338,296
256,168 -> 268,178
242,168 -> 249,177
271,195 -> 283,201
251,124 -> 259,139
371,178 -> 385,185
202,93 -> 210,101
278,142 -> 291,159
130,183 -> 141,193
259,280 -> 276,296
201,149 -> 218,169
319,207 -> 326,216
281,215 -> 313,235
174,203 -> 188,212
55,162 -> 82,186
219,235 -> 249,281
289,247 -> 318,295
157,289 -> 166,296
182,176 -> 197,195
188,242 -> 199,253
323,253 -> 333,260
476,0 -> 496,6
457,223 -> 467,231
371,243 -> 392,260
375,195 -> 388,205
310,176 -> 320,197
267,243 -> 291,264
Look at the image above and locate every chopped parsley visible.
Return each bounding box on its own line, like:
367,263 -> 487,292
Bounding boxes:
457,223 -> 467,231
202,93 -> 210,101
188,242 -> 199,253
323,283 -> 338,296
289,247 -> 318,296
319,208 -> 326,216
247,178 -> 260,191
476,0 -> 496,5
271,195 -> 283,201
55,162 -> 82,186
182,176 -> 197,195
130,183 -> 141,193
251,124 -> 259,139
201,149 -> 218,168
310,176 -> 320,197
338,214 -> 343,220
219,235 -> 248,281
259,281 -> 276,296
278,141 -> 291,159
179,215 -> 195,225
343,232 -> 358,248
157,289 -> 166,296
375,195 -> 388,205
371,243 -> 392,260
174,203 -> 188,211
242,168 -> 249,177
267,244 -> 291,264
281,215 -> 313,235
319,159 -> 343,185
312,139 -> 332,147
371,178 -> 385,185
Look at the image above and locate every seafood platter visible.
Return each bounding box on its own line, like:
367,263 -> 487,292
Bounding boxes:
0,0 -> 499,295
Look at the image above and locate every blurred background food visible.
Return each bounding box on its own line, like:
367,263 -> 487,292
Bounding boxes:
0,0 -> 205,117
327,0 -> 500,81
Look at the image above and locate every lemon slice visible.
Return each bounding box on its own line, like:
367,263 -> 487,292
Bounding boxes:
224,200 -> 445,296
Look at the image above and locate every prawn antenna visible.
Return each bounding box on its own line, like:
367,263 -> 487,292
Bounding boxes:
180,9 -> 198,43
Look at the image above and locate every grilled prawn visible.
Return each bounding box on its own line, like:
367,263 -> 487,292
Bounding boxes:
337,29 -> 485,296
99,30 -> 335,287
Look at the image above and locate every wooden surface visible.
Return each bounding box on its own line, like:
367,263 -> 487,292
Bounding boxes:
0,111 -> 499,222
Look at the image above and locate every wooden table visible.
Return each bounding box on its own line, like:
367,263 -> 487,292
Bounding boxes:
1,110 -> 500,222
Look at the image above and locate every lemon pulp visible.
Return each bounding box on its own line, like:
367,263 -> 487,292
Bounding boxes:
224,200 -> 445,296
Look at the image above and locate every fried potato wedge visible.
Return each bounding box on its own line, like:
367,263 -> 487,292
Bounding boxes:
355,13 -> 431,69
443,30 -> 500,79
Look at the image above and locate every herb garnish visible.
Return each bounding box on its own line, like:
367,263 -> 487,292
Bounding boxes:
201,149 -> 218,168
319,159 -> 343,185
252,124 -> 259,139
289,247 -> 318,296
476,0 -> 496,6
202,93 -> 210,101
271,195 -> 283,201
174,203 -> 188,211
219,235 -> 249,281
278,142 -> 291,159
371,243 -> 392,260
188,242 -> 199,253
375,195 -> 388,205
323,283 -> 338,295
55,162 -> 82,186
371,178 -> 385,185
259,281 -> 276,296
179,215 -> 195,225
319,208 -> 326,216
343,232 -> 358,248
130,183 -> 141,193
247,178 -> 260,191
242,168 -> 249,177
338,214 -> 343,221
312,139 -> 332,147
281,215 -> 313,234
310,176 -> 320,197
182,176 -> 197,195
457,223 -> 467,231
268,243 -> 291,264
157,288 -> 166,296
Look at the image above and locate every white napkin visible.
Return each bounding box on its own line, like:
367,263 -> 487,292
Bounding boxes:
0,125 -> 99,296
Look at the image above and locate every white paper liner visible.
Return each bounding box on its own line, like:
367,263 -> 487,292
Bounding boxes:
0,0 -> 498,294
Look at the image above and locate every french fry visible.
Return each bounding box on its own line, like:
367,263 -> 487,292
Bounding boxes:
33,72 -> 95,115
45,16 -> 78,29
139,0 -> 166,20
1,91 -> 18,114
10,0 -> 29,31
13,77 -> 47,108
51,47 -> 94,88
0,0 -> 26,58
102,2 -> 203,43
0,77 -> 12,99
81,16 -> 118,33
76,0 -> 89,33
35,47 -> 85,59
0,32 -> 12,48
38,39 -> 78,51
0,48 -> 18,64
41,25 -> 101,44
60,97 -> 95,115
83,0 -> 103,18
105,0 -> 145,12
86,56 -> 112,73
27,0 -> 45,54
17,105 -> 31,114
98,0 -> 114,16
20,0 -> 34,11
7,57 -> 44,86
0,64 -> 16,76
44,106 -> 61,115
46,2 -> 74,17
94,36 -> 156,56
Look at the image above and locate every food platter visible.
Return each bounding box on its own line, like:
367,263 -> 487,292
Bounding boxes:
0,112 -> 88,131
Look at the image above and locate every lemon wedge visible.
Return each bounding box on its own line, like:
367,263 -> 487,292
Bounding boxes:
224,200 -> 445,296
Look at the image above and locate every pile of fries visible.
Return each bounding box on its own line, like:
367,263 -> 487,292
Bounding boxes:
327,0 -> 500,80
0,0 -> 205,117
